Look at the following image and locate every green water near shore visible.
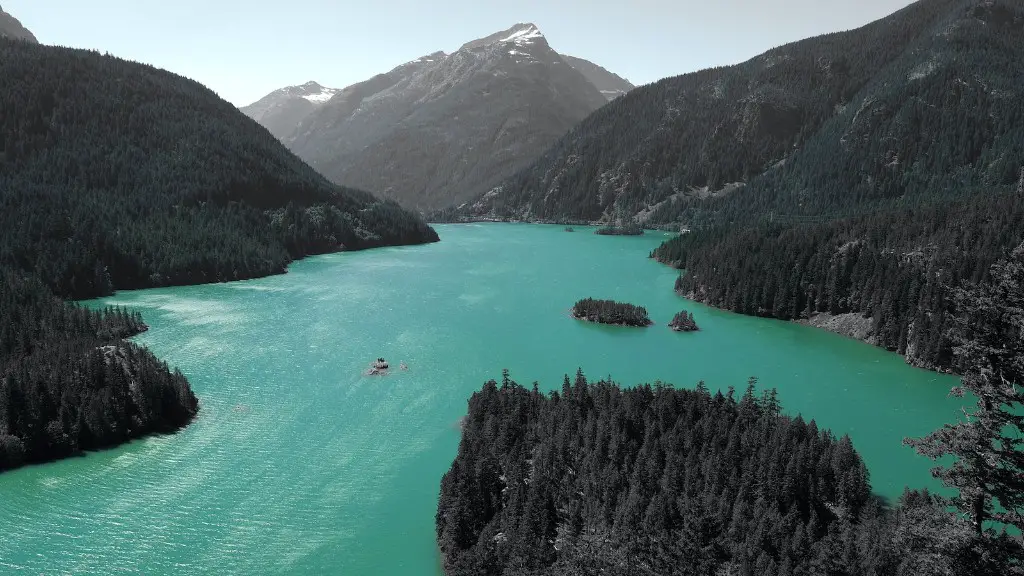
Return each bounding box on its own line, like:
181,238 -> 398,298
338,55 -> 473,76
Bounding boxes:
0,224 -> 963,574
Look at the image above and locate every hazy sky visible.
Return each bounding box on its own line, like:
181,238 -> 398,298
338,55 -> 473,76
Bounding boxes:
7,0 -> 916,107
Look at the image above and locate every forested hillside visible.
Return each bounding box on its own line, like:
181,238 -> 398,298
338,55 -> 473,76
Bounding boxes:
654,194 -> 1024,371
462,0 -> 1023,225
438,370 -> 1021,575
0,38 -> 438,301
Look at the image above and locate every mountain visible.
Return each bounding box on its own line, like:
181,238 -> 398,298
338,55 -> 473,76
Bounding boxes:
0,37 -> 438,301
459,0 -> 1023,225
240,81 -> 340,141
0,4 -> 36,43
562,54 -> 633,100
244,23 -> 619,211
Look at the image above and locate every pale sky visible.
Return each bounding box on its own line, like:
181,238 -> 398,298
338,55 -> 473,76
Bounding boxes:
6,0 -> 917,107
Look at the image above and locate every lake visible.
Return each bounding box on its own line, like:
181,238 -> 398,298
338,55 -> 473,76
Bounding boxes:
0,224 -> 963,575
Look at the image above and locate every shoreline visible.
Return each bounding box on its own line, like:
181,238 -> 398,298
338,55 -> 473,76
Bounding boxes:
429,217 -> 682,233
74,235 -> 441,303
662,280 -> 957,377
570,310 -> 654,328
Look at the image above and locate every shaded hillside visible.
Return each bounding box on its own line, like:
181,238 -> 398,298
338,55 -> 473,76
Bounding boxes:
0,4 -> 36,43
0,38 -> 438,300
249,24 -> 611,211
463,0 -> 1023,225
438,372 -> 997,576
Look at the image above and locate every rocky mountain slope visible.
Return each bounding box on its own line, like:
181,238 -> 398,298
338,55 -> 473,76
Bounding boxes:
240,81 -> 340,142
244,24 -> 629,211
562,54 -> 633,100
0,4 -> 36,43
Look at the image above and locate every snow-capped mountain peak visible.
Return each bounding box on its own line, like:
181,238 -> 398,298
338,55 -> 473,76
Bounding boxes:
459,22 -> 549,52
499,23 -> 543,45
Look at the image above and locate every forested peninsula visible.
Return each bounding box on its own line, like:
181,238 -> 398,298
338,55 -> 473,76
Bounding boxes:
0,37 -> 437,471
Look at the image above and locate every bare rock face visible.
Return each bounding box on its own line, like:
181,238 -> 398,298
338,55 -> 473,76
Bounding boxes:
0,5 -> 37,43
243,24 -> 630,211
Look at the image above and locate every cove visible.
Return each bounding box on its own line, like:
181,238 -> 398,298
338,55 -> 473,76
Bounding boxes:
0,224 -> 963,575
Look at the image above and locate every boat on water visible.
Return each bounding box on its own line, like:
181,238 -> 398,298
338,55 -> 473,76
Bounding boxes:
366,358 -> 390,376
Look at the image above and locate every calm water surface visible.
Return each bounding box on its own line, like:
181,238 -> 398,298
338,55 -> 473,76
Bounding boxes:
0,224 -> 963,574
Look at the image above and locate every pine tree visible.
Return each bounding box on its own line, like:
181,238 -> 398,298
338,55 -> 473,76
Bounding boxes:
904,244 -> 1024,571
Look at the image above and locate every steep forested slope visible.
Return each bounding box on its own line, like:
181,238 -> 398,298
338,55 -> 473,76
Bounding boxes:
0,38 -> 438,301
438,372 -> 1004,576
653,194 -> 1024,371
462,0 -> 1023,223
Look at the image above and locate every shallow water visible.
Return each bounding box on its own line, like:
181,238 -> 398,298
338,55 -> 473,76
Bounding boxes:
0,224 -> 963,574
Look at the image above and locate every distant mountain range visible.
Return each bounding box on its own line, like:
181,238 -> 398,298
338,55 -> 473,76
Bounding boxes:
242,23 -> 634,211
0,4 -> 36,43
455,0 -> 1024,226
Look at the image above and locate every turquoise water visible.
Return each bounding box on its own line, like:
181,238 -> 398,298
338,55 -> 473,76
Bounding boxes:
0,224 -> 963,574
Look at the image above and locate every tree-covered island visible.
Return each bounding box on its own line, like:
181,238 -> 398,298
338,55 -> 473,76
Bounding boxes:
668,310 -> 699,331
571,298 -> 652,327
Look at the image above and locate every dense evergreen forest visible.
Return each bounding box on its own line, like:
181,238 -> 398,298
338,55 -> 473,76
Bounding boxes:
0,38 -> 438,301
595,224 -> 643,236
572,299 -> 651,327
439,373 -> 1021,575
654,194 -> 1024,371
0,271 -> 198,471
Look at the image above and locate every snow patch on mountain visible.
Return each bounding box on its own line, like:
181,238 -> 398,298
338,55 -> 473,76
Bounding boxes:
302,88 -> 339,103
500,25 -> 543,45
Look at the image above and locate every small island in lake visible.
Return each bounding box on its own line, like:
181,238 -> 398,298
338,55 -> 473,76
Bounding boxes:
668,310 -> 699,332
564,226 -> 575,232
595,223 -> 643,236
572,298 -> 652,327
